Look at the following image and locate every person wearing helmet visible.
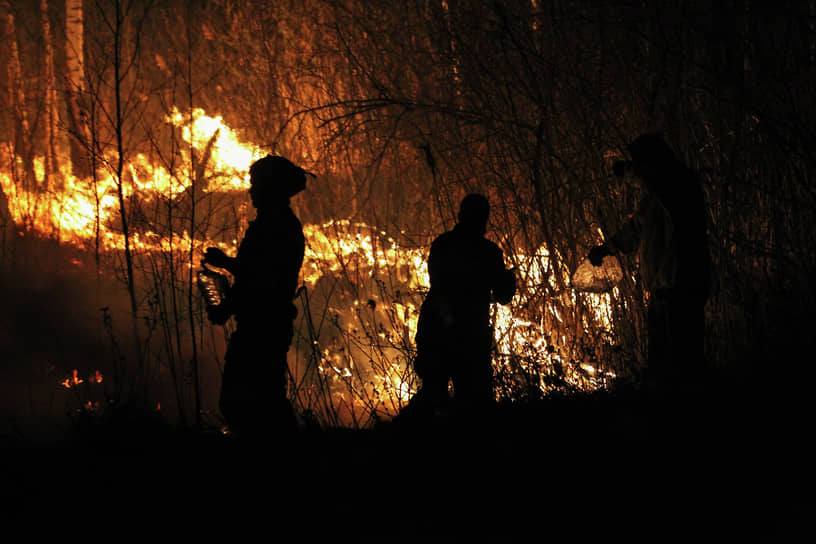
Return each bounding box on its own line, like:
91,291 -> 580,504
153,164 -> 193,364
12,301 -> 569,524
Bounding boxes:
204,154 -> 315,438
402,193 -> 516,421
588,134 -> 711,396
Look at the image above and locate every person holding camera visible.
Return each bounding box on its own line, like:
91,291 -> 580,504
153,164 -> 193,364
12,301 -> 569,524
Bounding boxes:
588,134 -> 711,395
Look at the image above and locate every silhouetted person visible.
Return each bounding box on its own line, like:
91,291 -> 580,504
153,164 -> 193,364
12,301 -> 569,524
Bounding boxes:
204,155 -> 315,438
588,134 -> 711,395
404,194 -> 516,420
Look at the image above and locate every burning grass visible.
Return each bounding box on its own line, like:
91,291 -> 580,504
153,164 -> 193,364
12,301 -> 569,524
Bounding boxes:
1,108 -> 628,431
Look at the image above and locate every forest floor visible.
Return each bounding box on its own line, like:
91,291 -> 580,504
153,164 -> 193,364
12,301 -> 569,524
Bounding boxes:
3,385 -> 814,539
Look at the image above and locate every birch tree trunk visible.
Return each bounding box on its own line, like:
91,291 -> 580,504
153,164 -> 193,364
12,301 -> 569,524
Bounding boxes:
65,0 -> 90,179
40,0 -> 60,189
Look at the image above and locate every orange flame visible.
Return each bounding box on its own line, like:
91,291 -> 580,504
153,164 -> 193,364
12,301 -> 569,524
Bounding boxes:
60,369 -> 84,389
60,369 -> 103,388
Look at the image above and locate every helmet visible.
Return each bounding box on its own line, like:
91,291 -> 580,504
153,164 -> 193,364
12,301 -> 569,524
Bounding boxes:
249,155 -> 316,197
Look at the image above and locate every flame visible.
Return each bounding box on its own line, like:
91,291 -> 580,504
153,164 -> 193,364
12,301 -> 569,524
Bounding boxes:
0,108 -> 261,252
2,107 -> 619,424
302,219 -> 428,289
90,370 -> 103,384
166,107 -> 261,190
60,369 -> 102,388
61,369 -> 84,389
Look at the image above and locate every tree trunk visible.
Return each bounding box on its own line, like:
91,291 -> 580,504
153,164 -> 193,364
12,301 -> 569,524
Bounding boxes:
110,0 -> 143,400
65,0 -> 91,179
40,0 -> 60,189
186,0 -> 202,427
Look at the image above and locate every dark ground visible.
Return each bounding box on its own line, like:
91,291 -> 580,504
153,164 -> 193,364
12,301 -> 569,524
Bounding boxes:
3,386 -> 814,540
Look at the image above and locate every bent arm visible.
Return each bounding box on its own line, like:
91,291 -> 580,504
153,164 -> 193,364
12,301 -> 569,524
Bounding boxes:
203,247 -> 238,274
607,200 -> 646,256
492,248 -> 516,305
